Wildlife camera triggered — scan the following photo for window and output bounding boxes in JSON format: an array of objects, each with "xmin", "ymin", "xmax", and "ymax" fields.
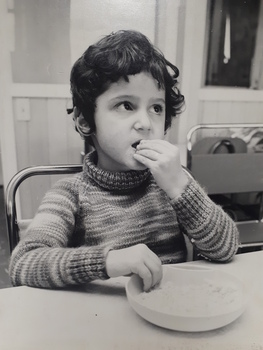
[{"xmin": 205, "ymin": 0, "xmax": 263, "ymax": 89}]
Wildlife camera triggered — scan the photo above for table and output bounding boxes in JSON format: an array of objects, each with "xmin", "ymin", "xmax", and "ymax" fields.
[{"xmin": 0, "ymin": 251, "xmax": 263, "ymax": 350}]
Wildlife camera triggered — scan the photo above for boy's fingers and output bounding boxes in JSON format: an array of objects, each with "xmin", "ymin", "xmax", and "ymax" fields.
[
  {"xmin": 132, "ymin": 264, "xmax": 153, "ymax": 291},
  {"xmin": 144, "ymin": 258, "xmax": 163, "ymax": 288},
  {"xmin": 137, "ymin": 143, "xmax": 164, "ymax": 154},
  {"xmin": 135, "ymin": 149, "xmax": 159, "ymax": 161},
  {"xmin": 138, "ymin": 140, "xmax": 172, "ymax": 152},
  {"xmin": 133, "ymin": 153, "xmax": 153, "ymax": 168},
  {"xmin": 134, "ymin": 152, "xmax": 171, "ymax": 172},
  {"xmin": 140, "ymin": 139, "xmax": 169, "ymax": 147},
  {"xmin": 131, "ymin": 258, "xmax": 162, "ymax": 291}
]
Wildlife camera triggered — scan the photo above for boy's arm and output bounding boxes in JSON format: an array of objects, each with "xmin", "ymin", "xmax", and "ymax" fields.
[
  {"xmin": 9, "ymin": 176, "xmax": 109, "ymax": 288},
  {"xmin": 170, "ymin": 176, "xmax": 239, "ymax": 262},
  {"xmin": 134, "ymin": 140, "xmax": 239, "ymax": 262}
]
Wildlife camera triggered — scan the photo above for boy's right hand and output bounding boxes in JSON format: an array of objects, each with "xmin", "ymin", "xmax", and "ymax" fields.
[{"xmin": 105, "ymin": 244, "xmax": 162, "ymax": 291}]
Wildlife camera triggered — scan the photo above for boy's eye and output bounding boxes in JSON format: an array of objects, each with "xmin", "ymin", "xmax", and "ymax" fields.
[
  {"xmin": 152, "ymin": 104, "xmax": 164, "ymax": 114},
  {"xmin": 116, "ymin": 101, "xmax": 133, "ymax": 111}
]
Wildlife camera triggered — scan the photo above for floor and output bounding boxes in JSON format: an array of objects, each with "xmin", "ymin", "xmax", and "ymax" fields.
[{"xmin": 0, "ymin": 186, "xmax": 12, "ymax": 288}]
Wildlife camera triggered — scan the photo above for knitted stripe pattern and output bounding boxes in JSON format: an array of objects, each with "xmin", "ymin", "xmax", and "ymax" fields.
[{"xmin": 9, "ymin": 151, "xmax": 239, "ymax": 288}]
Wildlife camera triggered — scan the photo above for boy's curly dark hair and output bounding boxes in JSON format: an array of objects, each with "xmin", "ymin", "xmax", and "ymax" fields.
[{"xmin": 69, "ymin": 30, "xmax": 184, "ymax": 133}]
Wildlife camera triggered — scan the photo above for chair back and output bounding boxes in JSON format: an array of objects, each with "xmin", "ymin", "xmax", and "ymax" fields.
[
  {"xmin": 5, "ymin": 164, "xmax": 82, "ymax": 253},
  {"xmin": 186, "ymin": 123, "xmax": 263, "ymax": 251}
]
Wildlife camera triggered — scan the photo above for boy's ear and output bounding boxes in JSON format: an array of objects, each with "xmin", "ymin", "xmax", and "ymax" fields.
[{"xmin": 74, "ymin": 108, "xmax": 92, "ymax": 136}]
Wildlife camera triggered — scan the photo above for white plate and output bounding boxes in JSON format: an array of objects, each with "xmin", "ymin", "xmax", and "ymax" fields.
[{"xmin": 125, "ymin": 264, "xmax": 247, "ymax": 332}]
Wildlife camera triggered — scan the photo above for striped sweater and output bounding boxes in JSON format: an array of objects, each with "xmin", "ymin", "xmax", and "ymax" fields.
[{"xmin": 9, "ymin": 151, "xmax": 239, "ymax": 288}]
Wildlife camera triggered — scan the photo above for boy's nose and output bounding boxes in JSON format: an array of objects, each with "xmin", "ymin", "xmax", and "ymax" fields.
[{"xmin": 134, "ymin": 112, "xmax": 151, "ymax": 131}]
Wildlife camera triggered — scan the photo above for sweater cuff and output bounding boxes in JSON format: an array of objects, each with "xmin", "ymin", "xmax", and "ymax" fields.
[
  {"xmin": 67, "ymin": 246, "xmax": 111, "ymax": 284},
  {"xmin": 170, "ymin": 178, "xmax": 214, "ymax": 231}
]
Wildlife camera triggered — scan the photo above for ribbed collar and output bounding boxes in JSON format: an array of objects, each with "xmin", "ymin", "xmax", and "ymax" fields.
[{"xmin": 83, "ymin": 151, "xmax": 150, "ymax": 191}]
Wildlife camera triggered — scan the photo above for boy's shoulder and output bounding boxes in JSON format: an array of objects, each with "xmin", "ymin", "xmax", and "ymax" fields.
[{"xmin": 51, "ymin": 171, "xmax": 85, "ymax": 192}]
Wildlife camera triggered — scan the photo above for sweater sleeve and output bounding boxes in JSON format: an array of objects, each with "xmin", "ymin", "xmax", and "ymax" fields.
[
  {"xmin": 170, "ymin": 177, "xmax": 240, "ymax": 262},
  {"xmin": 9, "ymin": 176, "xmax": 110, "ymax": 288}
]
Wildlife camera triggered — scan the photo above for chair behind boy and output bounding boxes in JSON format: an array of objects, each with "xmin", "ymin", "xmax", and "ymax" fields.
[
  {"xmin": 187, "ymin": 123, "xmax": 263, "ymax": 252},
  {"xmin": 5, "ymin": 164, "xmax": 83, "ymax": 253}
]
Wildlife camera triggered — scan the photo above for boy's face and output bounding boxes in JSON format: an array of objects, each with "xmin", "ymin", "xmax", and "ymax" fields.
[{"xmin": 92, "ymin": 72, "xmax": 166, "ymax": 171}]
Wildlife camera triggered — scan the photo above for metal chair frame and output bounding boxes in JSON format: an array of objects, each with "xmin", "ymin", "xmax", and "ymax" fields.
[
  {"xmin": 186, "ymin": 123, "xmax": 263, "ymax": 250},
  {"xmin": 187, "ymin": 123, "xmax": 263, "ymax": 169},
  {"xmin": 5, "ymin": 164, "xmax": 83, "ymax": 253}
]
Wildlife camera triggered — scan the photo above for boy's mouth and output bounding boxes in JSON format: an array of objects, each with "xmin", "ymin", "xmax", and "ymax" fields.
[{"xmin": 132, "ymin": 140, "xmax": 141, "ymax": 149}]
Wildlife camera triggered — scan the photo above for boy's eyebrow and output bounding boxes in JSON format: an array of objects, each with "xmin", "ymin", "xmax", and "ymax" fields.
[
  {"xmin": 150, "ymin": 97, "xmax": 166, "ymax": 104},
  {"xmin": 109, "ymin": 95, "xmax": 138, "ymax": 102},
  {"xmin": 109, "ymin": 95, "xmax": 165, "ymax": 104}
]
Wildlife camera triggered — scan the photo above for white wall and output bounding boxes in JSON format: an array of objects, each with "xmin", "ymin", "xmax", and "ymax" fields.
[
  {"xmin": 0, "ymin": 0, "xmax": 18, "ymax": 189},
  {"xmin": 70, "ymin": 0, "xmax": 156, "ymax": 65}
]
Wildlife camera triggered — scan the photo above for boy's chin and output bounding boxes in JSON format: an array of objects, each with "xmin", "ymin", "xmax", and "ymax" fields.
[{"xmin": 130, "ymin": 161, "xmax": 147, "ymax": 171}]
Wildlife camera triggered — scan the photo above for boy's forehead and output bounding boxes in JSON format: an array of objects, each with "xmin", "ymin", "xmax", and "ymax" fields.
[{"xmin": 104, "ymin": 72, "xmax": 165, "ymax": 96}]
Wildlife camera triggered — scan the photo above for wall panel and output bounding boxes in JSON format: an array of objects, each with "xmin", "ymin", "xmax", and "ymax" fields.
[
  {"xmin": 13, "ymin": 96, "xmax": 83, "ymax": 219},
  {"xmin": 200, "ymin": 101, "xmax": 263, "ymax": 124}
]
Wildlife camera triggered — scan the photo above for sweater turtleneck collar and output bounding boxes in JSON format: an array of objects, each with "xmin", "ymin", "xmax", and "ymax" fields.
[{"xmin": 83, "ymin": 151, "xmax": 150, "ymax": 191}]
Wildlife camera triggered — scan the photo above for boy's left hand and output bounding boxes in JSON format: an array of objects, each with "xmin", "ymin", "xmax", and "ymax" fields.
[{"xmin": 134, "ymin": 140, "xmax": 189, "ymax": 199}]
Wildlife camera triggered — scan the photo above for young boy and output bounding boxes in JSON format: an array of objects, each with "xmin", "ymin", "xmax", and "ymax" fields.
[{"xmin": 9, "ymin": 30, "xmax": 239, "ymax": 291}]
